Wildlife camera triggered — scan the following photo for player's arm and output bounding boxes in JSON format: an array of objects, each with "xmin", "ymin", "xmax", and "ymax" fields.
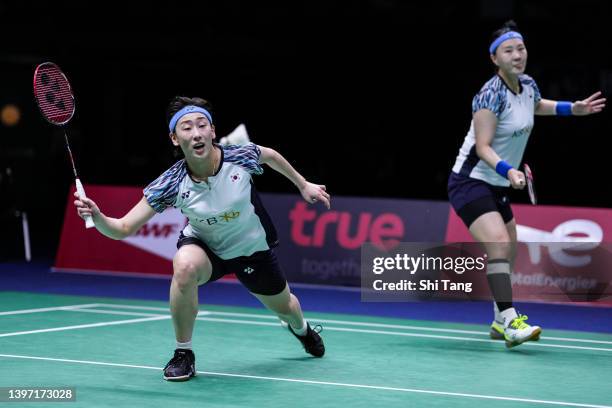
[
  {"xmin": 533, "ymin": 98, "xmax": 557, "ymax": 116},
  {"xmin": 73, "ymin": 194, "xmax": 157, "ymax": 240},
  {"xmin": 535, "ymin": 92, "xmax": 606, "ymax": 116},
  {"xmin": 258, "ymin": 145, "xmax": 330, "ymax": 209},
  {"xmin": 473, "ymin": 109, "xmax": 525, "ymax": 189}
]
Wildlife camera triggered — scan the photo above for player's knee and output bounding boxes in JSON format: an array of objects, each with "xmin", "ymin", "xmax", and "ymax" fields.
[
  {"xmin": 264, "ymin": 294, "xmax": 294, "ymax": 316},
  {"xmin": 281, "ymin": 294, "xmax": 303, "ymax": 317},
  {"xmin": 172, "ymin": 258, "xmax": 199, "ymax": 288},
  {"xmin": 288, "ymin": 293, "xmax": 302, "ymax": 313},
  {"xmin": 488, "ymin": 229, "xmax": 510, "ymax": 242},
  {"xmin": 275, "ymin": 300, "xmax": 294, "ymax": 316},
  {"xmin": 488, "ymin": 238, "xmax": 512, "ymax": 258}
]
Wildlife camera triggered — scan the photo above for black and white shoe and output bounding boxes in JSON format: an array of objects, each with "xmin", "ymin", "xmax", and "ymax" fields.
[
  {"xmin": 163, "ymin": 349, "xmax": 196, "ymax": 381},
  {"xmin": 288, "ymin": 323, "xmax": 325, "ymax": 357}
]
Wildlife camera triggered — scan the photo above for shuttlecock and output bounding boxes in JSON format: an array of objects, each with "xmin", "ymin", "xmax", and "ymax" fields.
[{"xmin": 220, "ymin": 123, "xmax": 250, "ymax": 145}]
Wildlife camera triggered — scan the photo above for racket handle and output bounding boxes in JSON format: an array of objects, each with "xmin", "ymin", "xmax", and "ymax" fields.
[{"xmin": 75, "ymin": 178, "xmax": 95, "ymax": 229}]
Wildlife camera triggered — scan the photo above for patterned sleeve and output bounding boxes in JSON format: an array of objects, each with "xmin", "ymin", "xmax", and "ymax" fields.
[
  {"xmin": 223, "ymin": 143, "xmax": 264, "ymax": 175},
  {"xmin": 472, "ymin": 82, "xmax": 507, "ymax": 117},
  {"xmin": 520, "ymin": 74, "xmax": 542, "ymax": 104},
  {"xmin": 143, "ymin": 160, "xmax": 186, "ymax": 213}
]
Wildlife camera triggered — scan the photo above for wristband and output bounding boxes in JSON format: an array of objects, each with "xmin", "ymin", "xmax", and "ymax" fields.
[
  {"xmin": 495, "ymin": 160, "xmax": 513, "ymax": 179},
  {"xmin": 556, "ymin": 101, "xmax": 573, "ymax": 116}
]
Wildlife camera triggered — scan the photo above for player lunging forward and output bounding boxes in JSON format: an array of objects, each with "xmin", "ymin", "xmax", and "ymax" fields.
[{"xmin": 75, "ymin": 97, "xmax": 330, "ymax": 380}]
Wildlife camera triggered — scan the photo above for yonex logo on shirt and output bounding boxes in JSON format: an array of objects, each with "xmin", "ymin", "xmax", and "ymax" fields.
[{"xmin": 244, "ymin": 267, "xmax": 254, "ymax": 274}]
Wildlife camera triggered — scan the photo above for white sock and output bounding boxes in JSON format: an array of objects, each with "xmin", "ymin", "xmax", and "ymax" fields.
[
  {"xmin": 493, "ymin": 302, "xmax": 503, "ymax": 323},
  {"xmin": 290, "ymin": 319, "xmax": 308, "ymax": 336},
  {"xmin": 176, "ymin": 340, "xmax": 192, "ymax": 350},
  {"xmin": 500, "ymin": 308, "xmax": 518, "ymax": 327}
]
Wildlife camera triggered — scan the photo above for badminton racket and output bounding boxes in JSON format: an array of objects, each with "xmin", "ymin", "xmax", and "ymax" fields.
[
  {"xmin": 524, "ymin": 163, "xmax": 537, "ymax": 205},
  {"xmin": 33, "ymin": 62, "xmax": 94, "ymax": 228}
]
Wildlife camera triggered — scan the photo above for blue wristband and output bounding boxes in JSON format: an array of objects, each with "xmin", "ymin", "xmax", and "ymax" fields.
[
  {"xmin": 495, "ymin": 160, "xmax": 513, "ymax": 179},
  {"xmin": 556, "ymin": 101, "xmax": 573, "ymax": 116}
]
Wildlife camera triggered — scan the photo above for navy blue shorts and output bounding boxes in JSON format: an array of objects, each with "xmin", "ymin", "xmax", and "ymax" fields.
[
  {"xmin": 176, "ymin": 233, "xmax": 287, "ymax": 296},
  {"xmin": 447, "ymin": 172, "xmax": 514, "ymax": 228}
]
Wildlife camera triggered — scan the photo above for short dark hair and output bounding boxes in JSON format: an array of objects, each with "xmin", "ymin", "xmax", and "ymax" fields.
[
  {"xmin": 491, "ymin": 20, "xmax": 520, "ymax": 45},
  {"xmin": 166, "ymin": 96, "xmax": 213, "ymax": 129},
  {"xmin": 166, "ymin": 96, "xmax": 214, "ymax": 158}
]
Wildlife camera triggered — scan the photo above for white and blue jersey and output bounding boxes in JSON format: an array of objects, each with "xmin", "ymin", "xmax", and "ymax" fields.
[
  {"xmin": 143, "ymin": 143, "xmax": 278, "ymax": 260},
  {"xmin": 451, "ymin": 74, "xmax": 541, "ymax": 186}
]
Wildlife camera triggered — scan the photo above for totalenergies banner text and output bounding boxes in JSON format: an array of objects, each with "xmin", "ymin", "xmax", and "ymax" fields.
[{"xmin": 445, "ymin": 205, "xmax": 612, "ymax": 303}]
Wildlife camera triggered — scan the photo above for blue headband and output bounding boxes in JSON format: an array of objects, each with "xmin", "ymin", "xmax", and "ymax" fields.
[
  {"xmin": 489, "ymin": 31, "xmax": 523, "ymax": 54},
  {"xmin": 169, "ymin": 105, "xmax": 213, "ymax": 132}
]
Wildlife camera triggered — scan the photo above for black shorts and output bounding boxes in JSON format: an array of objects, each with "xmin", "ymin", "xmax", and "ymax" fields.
[
  {"xmin": 448, "ymin": 172, "xmax": 514, "ymax": 228},
  {"xmin": 176, "ymin": 233, "xmax": 287, "ymax": 296}
]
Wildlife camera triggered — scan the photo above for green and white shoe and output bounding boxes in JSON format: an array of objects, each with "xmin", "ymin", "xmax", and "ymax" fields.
[
  {"xmin": 489, "ymin": 320, "xmax": 505, "ymax": 340},
  {"xmin": 504, "ymin": 315, "xmax": 542, "ymax": 348}
]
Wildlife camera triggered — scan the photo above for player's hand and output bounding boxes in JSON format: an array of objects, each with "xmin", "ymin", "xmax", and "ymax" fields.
[
  {"xmin": 300, "ymin": 182, "xmax": 331, "ymax": 209},
  {"xmin": 74, "ymin": 192, "xmax": 101, "ymax": 220},
  {"xmin": 572, "ymin": 91, "xmax": 606, "ymax": 115},
  {"xmin": 508, "ymin": 169, "xmax": 526, "ymax": 190}
]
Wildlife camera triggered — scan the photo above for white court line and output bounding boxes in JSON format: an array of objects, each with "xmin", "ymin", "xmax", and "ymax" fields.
[
  {"xmin": 88, "ymin": 304, "xmax": 171, "ymax": 312},
  {"xmin": 198, "ymin": 317, "xmax": 283, "ymax": 327},
  {"xmin": 3, "ymin": 302, "xmax": 610, "ymax": 350},
  {"xmin": 324, "ymin": 326, "xmax": 612, "ymax": 352},
  {"xmin": 194, "ymin": 317, "xmax": 612, "ymax": 352},
  {"xmin": 67, "ymin": 308, "xmax": 167, "ymax": 318},
  {"xmin": 0, "ymin": 315, "xmax": 170, "ymax": 337},
  {"xmin": 69, "ymin": 310, "xmax": 612, "ymax": 352},
  {"xmin": 0, "ymin": 353, "xmax": 610, "ymax": 408},
  {"xmin": 7, "ymin": 306, "xmax": 610, "ymax": 352},
  {"xmin": 205, "ymin": 311, "xmax": 612, "ymax": 345},
  {"xmin": 92, "ymin": 302, "xmax": 612, "ymax": 345},
  {"xmin": 0, "ymin": 303, "xmax": 102, "ymax": 316}
]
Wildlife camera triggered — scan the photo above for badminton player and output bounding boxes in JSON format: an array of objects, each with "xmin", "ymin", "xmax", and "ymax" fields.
[
  {"xmin": 448, "ymin": 21, "xmax": 605, "ymax": 347},
  {"xmin": 74, "ymin": 96, "xmax": 330, "ymax": 380}
]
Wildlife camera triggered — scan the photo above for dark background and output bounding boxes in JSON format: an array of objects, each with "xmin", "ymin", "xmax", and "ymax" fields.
[{"xmin": 1, "ymin": 0, "xmax": 611, "ymax": 258}]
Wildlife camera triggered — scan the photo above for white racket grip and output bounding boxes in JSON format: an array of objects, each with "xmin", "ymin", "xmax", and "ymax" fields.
[{"xmin": 75, "ymin": 178, "xmax": 95, "ymax": 229}]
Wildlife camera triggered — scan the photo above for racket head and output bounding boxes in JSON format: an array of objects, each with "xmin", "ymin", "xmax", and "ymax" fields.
[
  {"xmin": 524, "ymin": 163, "xmax": 537, "ymax": 205},
  {"xmin": 33, "ymin": 62, "xmax": 75, "ymax": 126}
]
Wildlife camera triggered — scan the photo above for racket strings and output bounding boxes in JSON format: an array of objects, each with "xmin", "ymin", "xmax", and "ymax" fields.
[
  {"xmin": 34, "ymin": 65, "xmax": 75, "ymax": 125},
  {"xmin": 33, "ymin": 63, "xmax": 80, "ymax": 178}
]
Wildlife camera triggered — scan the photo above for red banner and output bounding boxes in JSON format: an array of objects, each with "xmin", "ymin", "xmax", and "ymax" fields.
[
  {"xmin": 55, "ymin": 185, "xmax": 612, "ymax": 304},
  {"xmin": 55, "ymin": 185, "xmax": 178, "ymax": 276},
  {"xmin": 445, "ymin": 205, "xmax": 612, "ymax": 304}
]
